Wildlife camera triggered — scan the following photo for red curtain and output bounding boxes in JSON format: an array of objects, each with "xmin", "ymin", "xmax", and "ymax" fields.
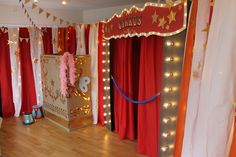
[
  {"xmin": 66, "ymin": 26, "xmax": 76, "ymax": 55},
  {"xmin": 19, "ymin": 28, "xmax": 37, "ymax": 114},
  {"xmin": 111, "ymin": 37, "xmax": 139, "ymax": 140},
  {"xmin": 0, "ymin": 29, "xmax": 15, "ymax": 117},
  {"xmin": 58, "ymin": 28, "xmax": 66, "ymax": 54},
  {"xmin": 97, "ymin": 23, "xmax": 105, "ymax": 125},
  {"xmin": 137, "ymin": 36, "xmax": 163, "ymax": 157},
  {"xmin": 42, "ymin": 27, "xmax": 53, "ymax": 55},
  {"xmin": 85, "ymin": 24, "xmax": 90, "ymax": 55}
]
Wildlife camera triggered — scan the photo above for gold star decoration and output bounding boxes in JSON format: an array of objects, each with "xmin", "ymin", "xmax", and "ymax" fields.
[
  {"xmin": 202, "ymin": 23, "xmax": 210, "ymax": 33},
  {"xmin": 158, "ymin": 17, "xmax": 167, "ymax": 29},
  {"xmin": 178, "ymin": 5, "xmax": 182, "ymax": 10},
  {"xmin": 32, "ymin": 57, "xmax": 38, "ymax": 64},
  {"xmin": 152, "ymin": 11, "xmax": 158, "ymax": 24},
  {"xmin": 167, "ymin": 10, "xmax": 176, "ymax": 24},
  {"xmin": 192, "ymin": 70, "xmax": 199, "ymax": 78},
  {"xmin": 165, "ymin": 0, "xmax": 174, "ymax": 9}
]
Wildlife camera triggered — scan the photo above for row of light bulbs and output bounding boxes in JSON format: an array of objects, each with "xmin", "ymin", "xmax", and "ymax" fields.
[
  {"xmin": 102, "ymin": 41, "xmax": 112, "ymax": 125},
  {"xmin": 161, "ymin": 39, "xmax": 180, "ymax": 153}
]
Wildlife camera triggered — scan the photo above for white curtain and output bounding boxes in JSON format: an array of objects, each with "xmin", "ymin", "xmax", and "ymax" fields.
[
  {"xmin": 184, "ymin": 0, "xmax": 236, "ymax": 156},
  {"xmin": 181, "ymin": 0, "xmax": 211, "ymax": 156},
  {"xmin": 89, "ymin": 24, "xmax": 99, "ymax": 124},
  {"xmin": 52, "ymin": 27, "xmax": 58, "ymax": 54},
  {"xmin": 30, "ymin": 28, "xmax": 43, "ymax": 105},
  {"xmin": 8, "ymin": 28, "xmax": 22, "ymax": 117},
  {"xmin": 76, "ymin": 24, "xmax": 86, "ymax": 55}
]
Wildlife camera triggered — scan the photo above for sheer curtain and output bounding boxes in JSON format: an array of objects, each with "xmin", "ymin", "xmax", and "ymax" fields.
[
  {"xmin": 30, "ymin": 28, "xmax": 43, "ymax": 105},
  {"xmin": 89, "ymin": 24, "xmax": 99, "ymax": 124},
  {"xmin": 76, "ymin": 24, "xmax": 86, "ymax": 55},
  {"xmin": 9, "ymin": 28, "xmax": 22, "ymax": 117}
]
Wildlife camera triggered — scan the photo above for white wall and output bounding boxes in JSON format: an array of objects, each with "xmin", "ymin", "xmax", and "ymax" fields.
[
  {"xmin": 0, "ymin": 4, "xmax": 82, "ymax": 27},
  {"xmin": 82, "ymin": 3, "xmax": 147, "ymax": 24}
]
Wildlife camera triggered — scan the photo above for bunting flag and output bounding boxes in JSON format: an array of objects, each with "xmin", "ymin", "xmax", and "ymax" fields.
[
  {"xmin": 53, "ymin": 16, "xmax": 57, "ymax": 22},
  {"xmin": 39, "ymin": 8, "xmax": 43, "ymax": 14},
  {"xmin": 24, "ymin": 0, "xmax": 30, "ymax": 4},
  {"xmin": 32, "ymin": 2, "xmax": 37, "ymax": 9},
  {"xmin": 60, "ymin": 19, "xmax": 64, "ymax": 24},
  {"xmin": 46, "ymin": 12, "xmax": 50, "ymax": 18},
  {"xmin": 19, "ymin": 37, "xmax": 30, "ymax": 43}
]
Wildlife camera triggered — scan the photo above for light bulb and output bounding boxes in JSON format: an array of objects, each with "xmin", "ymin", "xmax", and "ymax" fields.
[
  {"xmin": 62, "ymin": 0, "xmax": 67, "ymax": 5},
  {"xmin": 165, "ymin": 56, "xmax": 174, "ymax": 62},
  {"xmin": 103, "ymin": 105, "xmax": 107, "ymax": 108},
  {"xmin": 166, "ymin": 40, "xmax": 174, "ymax": 47}
]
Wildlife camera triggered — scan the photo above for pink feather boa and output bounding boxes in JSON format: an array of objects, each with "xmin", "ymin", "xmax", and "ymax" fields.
[{"xmin": 60, "ymin": 52, "xmax": 76, "ymax": 96}]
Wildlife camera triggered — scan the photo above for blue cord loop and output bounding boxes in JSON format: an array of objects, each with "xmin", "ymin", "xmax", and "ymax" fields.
[{"xmin": 110, "ymin": 75, "xmax": 161, "ymax": 104}]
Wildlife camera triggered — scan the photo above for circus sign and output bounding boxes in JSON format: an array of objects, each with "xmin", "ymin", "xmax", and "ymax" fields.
[{"xmin": 103, "ymin": 0, "xmax": 187, "ymax": 39}]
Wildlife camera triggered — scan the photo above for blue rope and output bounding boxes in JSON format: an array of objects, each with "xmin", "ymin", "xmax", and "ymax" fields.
[{"xmin": 110, "ymin": 75, "xmax": 161, "ymax": 104}]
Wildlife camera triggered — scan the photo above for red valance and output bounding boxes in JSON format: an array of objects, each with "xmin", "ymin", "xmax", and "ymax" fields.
[{"xmin": 103, "ymin": 1, "xmax": 187, "ymax": 39}]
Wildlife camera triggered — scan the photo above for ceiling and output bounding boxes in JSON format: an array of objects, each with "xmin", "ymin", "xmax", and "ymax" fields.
[{"xmin": 0, "ymin": 0, "xmax": 157, "ymax": 10}]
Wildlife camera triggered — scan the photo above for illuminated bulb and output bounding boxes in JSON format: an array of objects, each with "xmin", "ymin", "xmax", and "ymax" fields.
[
  {"xmin": 164, "ymin": 72, "xmax": 174, "ymax": 78},
  {"xmin": 62, "ymin": 0, "xmax": 67, "ymax": 5},
  {"xmin": 163, "ymin": 118, "xmax": 170, "ymax": 123},
  {"xmin": 107, "ymin": 104, "xmax": 111, "ymax": 107},
  {"xmin": 169, "ymin": 144, "xmax": 174, "ymax": 149},
  {"xmin": 162, "ymin": 132, "xmax": 169, "ymax": 138},
  {"xmin": 107, "ymin": 52, "xmax": 110, "ymax": 55},
  {"xmin": 107, "ymin": 43, "xmax": 110, "ymax": 46},
  {"xmin": 104, "ymin": 121, "xmax": 108, "ymax": 124},
  {"xmin": 164, "ymin": 87, "xmax": 173, "ymax": 93},
  {"xmin": 109, "ymin": 120, "xmax": 111, "ymax": 123},
  {"xmin": 170, "ymin": 131, "xmax": 176, "ymax": 136},
  {"xmin": 107, "ymin": 69, "xmax": 110, "ymax": 72},
  {"xmin": 166, "ymin": 40, "xmax": 174, "ymax": 47},
  {"xmin": 34, "ymin": 0, "xmax": 38, "ymax": 2},
  {"xmin": 104, "ymin": 113, "xmax": 107, "ymax": 116},
  {"xmin": 108, "ymin": 112, "xmax": 111, "ymax": 115},
  {"xmin": 103, "ymin": 105, "xmax": 107, "ymax": 108},
  {"xmin": 107, "ymin": 78, "xmax": 110, "ymax": 81},
  {"xmin": 103, "ymin": 96, "xmax": 106, "ymax": 100},
  {"xmin": 102, "ymin": 60, "xmax": 106, "ymax": 63},
  {"xmin": 103, "ymin": 78, "xmax": 106, "ymax": 82},
  {"xmin": 165, "ymin": 56, "xmax": 174, "ymax": 62},
  {"xmin": 163, "ymin": 102, "xmax": 171, "ymax": 108},
  {"xmin": 161, "ymin": 146, "xmax": 168, "ymax": 152},
  {"xmin": 102, "ymin": 51, "xmax": 106, "ymax": 55},
  {"xmin": 108, "ymin": 96, "xmax": 111, "ymax": 99},
  {"xmin": 174, "ymin": 42, "xmax": 180, "ymax": 47},
  {"xmin": 107, "ymin": 60, "xmax": 110, "ymax": 63},
  {"xmin": 102, "ymin": 69, "xmax": 106, "ymax": 72},
  {"xmin": 102, "ymin": 43, "xmax": 106, "ymax": 46}
]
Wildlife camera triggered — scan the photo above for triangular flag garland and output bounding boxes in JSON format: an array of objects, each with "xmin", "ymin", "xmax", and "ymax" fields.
[
  {"xmin": 20, "ymin": 0, "xmax": 75, "ymax": 26},
  {"xmin": 18, "ymin": 0, "xmax": 41, "ymax": 31}
]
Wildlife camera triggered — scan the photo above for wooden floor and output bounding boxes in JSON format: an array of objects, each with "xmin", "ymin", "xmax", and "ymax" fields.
[{"xmin": 0, "ymin": 118, "xmax": 146, "ymax": 157}]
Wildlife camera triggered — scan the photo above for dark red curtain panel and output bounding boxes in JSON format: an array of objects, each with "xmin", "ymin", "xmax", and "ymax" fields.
[
  {"xmin": 0, "ymin": 29, "xmax": 15, "ymax": 117},
  {"xmin": 58, "ymin": 28, "xmax": 66, "ymax": 54},
  {"xmin": 42, "ymin": 27, "xmax": 53, "ymax": 54},
  {"xmin": 19, "ymin": 28, "xmax": 37, "ymax": 114},
  {"xmin": 111, "ymin": 38, "xmax": 138, "ymax": 140},
  {"xmin": 66, "ymin": 26, "xmax": 76, "ymax": 55},
  {"xmin": 137, "ymin": 36, "xmax": 163, "ymax": 157},
  {"xmin": 85, "ymin": 24, "xmax": 90, "ymax": 55},
  {"xmin": 97, "ymin": 23, "xmax": 105, "ymax": 125}
]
